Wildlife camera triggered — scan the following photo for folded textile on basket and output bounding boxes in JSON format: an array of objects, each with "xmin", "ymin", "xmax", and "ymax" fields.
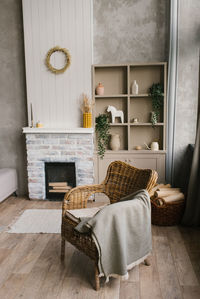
[
  {"xmin": 75, "ymin": 189, "xmax": 152, "ymax": 282},
  {"xmin": 150, "ymin": 183, "xmax": 185, "ymax": 206}
]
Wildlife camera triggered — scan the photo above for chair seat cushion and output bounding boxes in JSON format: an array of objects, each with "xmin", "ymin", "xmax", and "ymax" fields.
[{"xmin": 64, "ymin": 204, "xmax": 108, "ymax": 223}]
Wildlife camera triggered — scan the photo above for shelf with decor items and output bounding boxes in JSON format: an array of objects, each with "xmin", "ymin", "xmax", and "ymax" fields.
[{"xmin": 93, "ymin": 62, "xmax": 167, "ymax": 182}]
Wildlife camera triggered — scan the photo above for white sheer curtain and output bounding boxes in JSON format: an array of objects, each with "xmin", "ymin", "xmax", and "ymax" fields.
[{"xmin": 166, "ymin": 0, "xmax": 179, "ymax": 184}]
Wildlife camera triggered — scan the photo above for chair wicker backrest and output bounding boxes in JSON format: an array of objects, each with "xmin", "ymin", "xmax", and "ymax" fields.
[{"xmin": 103, "ymin": 161, "xmax": 158, "ymax": 204}]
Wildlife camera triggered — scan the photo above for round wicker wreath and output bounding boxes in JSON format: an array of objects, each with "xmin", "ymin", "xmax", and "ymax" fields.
[{"xmin": 45, "ymin": 46, "xmax": 71, "ymax": 74}]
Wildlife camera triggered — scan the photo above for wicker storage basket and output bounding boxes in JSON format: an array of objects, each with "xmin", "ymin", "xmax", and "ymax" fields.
[{"xmin": 151, "ymin": 198, "xmax": 185, "ymax": 226}]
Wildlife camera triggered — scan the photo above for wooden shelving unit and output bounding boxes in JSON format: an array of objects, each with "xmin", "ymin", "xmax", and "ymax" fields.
[{"xmin": 93, "ymin": 62, "xmax": 167, "ymax": 183}]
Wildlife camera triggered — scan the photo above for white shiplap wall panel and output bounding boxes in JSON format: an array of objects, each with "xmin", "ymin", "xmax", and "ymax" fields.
[
  {"xmin": 22, "ymin": 0, "xmax": 92, "ymax": 128},
  {"xmin": 22, "ymin": 0, "xmax": 33, "ymax": 126}
]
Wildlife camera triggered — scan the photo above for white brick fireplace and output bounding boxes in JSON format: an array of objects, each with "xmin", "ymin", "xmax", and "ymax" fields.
[{"xmin": 23, "ymin": 128, "xmax": 94, "ymax": 200}]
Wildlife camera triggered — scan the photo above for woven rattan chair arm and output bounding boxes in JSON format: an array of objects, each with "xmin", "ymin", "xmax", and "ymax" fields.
[{"xmin": 62, "ymin": 184, "xmax": 104, "ymax": 211}]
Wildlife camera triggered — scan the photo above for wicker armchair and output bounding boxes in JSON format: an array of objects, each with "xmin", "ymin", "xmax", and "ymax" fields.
[{"xmin": 61, "ymin": 160, "xmax": 158, "ymax": 290}]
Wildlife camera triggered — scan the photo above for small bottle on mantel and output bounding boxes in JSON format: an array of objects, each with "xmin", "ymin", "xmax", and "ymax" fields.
[{"xmin": 131, "ymin": 80, "xmax": 139, "ymax": 95}]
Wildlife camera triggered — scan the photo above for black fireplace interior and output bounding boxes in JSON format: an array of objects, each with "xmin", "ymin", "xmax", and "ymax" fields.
[{"xmin": 45, "ymin": 162, "xmax": 76, "ymax": 200}]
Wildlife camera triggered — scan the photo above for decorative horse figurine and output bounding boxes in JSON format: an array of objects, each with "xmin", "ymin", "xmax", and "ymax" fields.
[{"xmin": 107, "ymin": 105, "xmax": 124, "ymax": 123}]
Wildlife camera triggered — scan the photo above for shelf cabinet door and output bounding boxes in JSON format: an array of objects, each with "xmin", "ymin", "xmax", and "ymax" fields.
[
  {"xmin": 95, "ymin": 153, "xmax": 165, "ymax": 184},
  {"xmin": 125, "ymin": 154, "xmax": 165, "ymax": 183},
  {"xmin": 125, "ymin": 157, "xmax": 157, "ymax": 169}
]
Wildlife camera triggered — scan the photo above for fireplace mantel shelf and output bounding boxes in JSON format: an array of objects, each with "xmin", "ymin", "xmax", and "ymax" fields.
[{"xmin": 22, "ymin": 127, "xmax": 94, "ymax": 134}]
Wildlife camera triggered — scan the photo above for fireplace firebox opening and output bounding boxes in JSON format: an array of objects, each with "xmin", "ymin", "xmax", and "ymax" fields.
[{"xmin": 45, "ymin": 162, "xmax": 76, "ymax": 201}]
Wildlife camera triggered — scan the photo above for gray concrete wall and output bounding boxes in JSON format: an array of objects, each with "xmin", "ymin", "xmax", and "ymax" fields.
[
  {"xmin": 0, "ymin": 0, "xmax": 28, "ymax": 195},
  {"xmin": 173, "ymin": 0, "xmax": 200, "ymax": 189},
  {"xmin": 93, "ymin": 0, "xmax": 169, "ymax": 63}
]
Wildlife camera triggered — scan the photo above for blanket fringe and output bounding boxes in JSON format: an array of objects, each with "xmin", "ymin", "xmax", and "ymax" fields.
[{"xmin": 99, "ymin": 252, "xmax": 151, "ymax": 283}]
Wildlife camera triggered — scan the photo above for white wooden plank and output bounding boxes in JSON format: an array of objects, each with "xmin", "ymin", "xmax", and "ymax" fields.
[
  {"xmin": 84, "ymin": 0, "xmax": 92, "ymax": 96},
  {"xmin": 75, "ymin": 0, "xmax": 83, "ymax": 126},
  {"xmin": 37, "ymin": 0, "xmax": 45, "ymax": 126},
  {"xmin": 61, "ymin": 0, "xmax": 74, "ymax": 127},
  {"xmin": 22, "ymin": 0, "xmax": 34, "ymax": 127},
  {"xmin": 72, "ymin": 0, "xmax": 81, "ymax": 127},
  {"xmin": 50, "ymin": 0, "xmax": 57, "ymax": 127},
  {"xmin": 31, "ymin": 0, "xmax": 42, "ymax": 125},
  {"xmin": 54, "ymin": 0, "xmax": 63, "ymax": 127},
  {"xmin": 44, "ymin": 0, "xmax": 55, "ymax": 127},
  {"xmin": 59, "ymin": 0, "xmax": 65, "ymax": 126}
]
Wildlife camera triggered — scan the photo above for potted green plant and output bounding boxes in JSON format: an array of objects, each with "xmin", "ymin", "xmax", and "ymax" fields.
[
  {"xmin": 149, "ymin": 83, "xmax": 164, "ymax": 126},
  {"xmin": 95, "ymin": 114, "xmax": 110, "ymax": 159}
]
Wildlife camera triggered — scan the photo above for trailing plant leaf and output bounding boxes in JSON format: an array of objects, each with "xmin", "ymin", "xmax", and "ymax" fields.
[
  {"xmin": 95, "ymin": 114, "xmax": 110, "ymax": 159},
  {"xmin": 150, "ymin": 111, "xmax": 158, "ymax": 127},
  {"xmin": 149, "ymin": 83, "xmax": 164, "ymax": 126}
]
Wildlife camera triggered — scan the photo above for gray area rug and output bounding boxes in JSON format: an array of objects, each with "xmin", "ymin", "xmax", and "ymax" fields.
[{"xmin": 8, "ymin": 209, "xmax": 62, "ymax": 233}]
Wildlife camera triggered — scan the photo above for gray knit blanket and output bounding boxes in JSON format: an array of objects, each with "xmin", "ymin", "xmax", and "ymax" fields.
[{"xmin": 75, "ymin": 189, "xmax": 152, "ymax": 281}]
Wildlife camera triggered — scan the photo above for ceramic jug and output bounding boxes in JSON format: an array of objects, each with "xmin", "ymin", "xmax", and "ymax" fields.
[
  {"xmin": 150, "ymin": 141, "xmax": 159, "ymax": 151},
  {"xmin": 110, "ymin": 134, "xmax": 120, "ymax": 151},
  {"xmin": 96, "ymin": 83, "xmax": 104, "ymax": 95},
  {"xmin": 144, "ymin": 141, "xmax": 159, "ymax": 151}
]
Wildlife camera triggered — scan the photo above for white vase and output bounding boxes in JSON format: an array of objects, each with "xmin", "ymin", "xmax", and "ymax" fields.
[
  {"xmin": 131, "ymin": 80, "xmax": 138, "ymax": 95},
  {"xmin": 110, "ymin": 134, "xmax": 120, "ymax": 151}
]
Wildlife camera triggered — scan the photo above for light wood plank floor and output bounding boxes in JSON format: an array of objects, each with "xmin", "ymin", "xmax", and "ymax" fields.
[{"xmin": 0, "ymin": 196, "xmax": 200, "ymax": 299}]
